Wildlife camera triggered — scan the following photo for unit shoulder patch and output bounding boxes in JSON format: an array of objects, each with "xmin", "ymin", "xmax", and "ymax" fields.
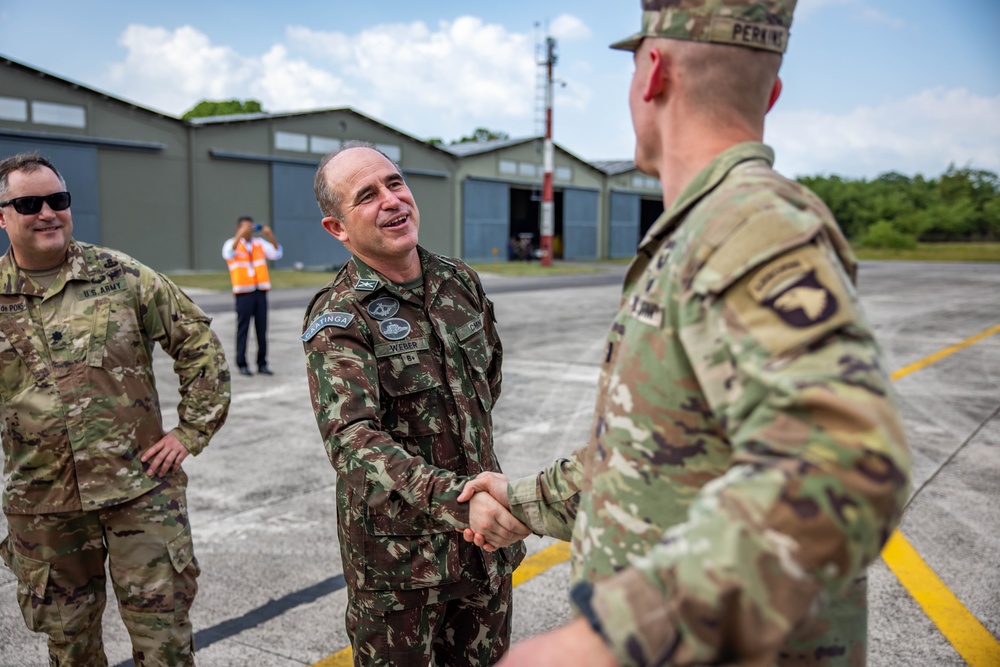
[
  {"xmin": 301, "ymin": 311, "xmax": 356, "ymax": 341},
  {"xmin": 725, "ymin": 243, "xmax": 857, "ymax": 356}
]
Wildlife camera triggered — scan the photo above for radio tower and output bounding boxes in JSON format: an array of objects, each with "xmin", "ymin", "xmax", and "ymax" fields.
[{"xmin": 539, "ymin": 33, "xmax": 557, "ymax": 267}]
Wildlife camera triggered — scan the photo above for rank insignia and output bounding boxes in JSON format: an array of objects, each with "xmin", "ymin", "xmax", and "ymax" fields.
[{"xmin": 355, "ymin": 278, "xmax": 379, "ymax": 291}]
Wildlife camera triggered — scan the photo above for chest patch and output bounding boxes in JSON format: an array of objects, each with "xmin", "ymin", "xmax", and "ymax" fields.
[
  {"xmin": 374, "ymin": 337, "xmax": 429, "ymax": 358},
  {"xmin": 78, "ymin": 279, "xmax": 126, "ymax": 300},
  {"xmin": 301, "ymin": 312, "xmax": 356, "ymax": 341},
  {"xmin": 454, "ymin": 314, "xmax": 485, "ymax": 341},
  {"xmin": 367, "ymin": 297, "xmax": 400, "ymax": 320},
  {"xmin": 379, "ymin": 318, "xmax": 411, "ymax": 341},
  {"xmin": 0, "ymin": 299, "xmax": 27, "ymax": 314},
  {"xmin": 627, "ymin": 295, "xmax": 663, "ymax": 328}
]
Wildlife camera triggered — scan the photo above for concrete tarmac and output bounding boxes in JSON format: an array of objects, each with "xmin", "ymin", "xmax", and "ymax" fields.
[{"xmin": 1, "ymin": 260, "xmax": 998, "ymax": 666}]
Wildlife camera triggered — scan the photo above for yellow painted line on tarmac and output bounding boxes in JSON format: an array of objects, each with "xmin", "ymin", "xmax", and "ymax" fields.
[
  {"xmin": 314, "ymin": 324, "xmax": 1000, "ymax": 667},
  {"xmin": 512, "ymin": 541, "xmax": 572, "ymax": 586},
  {"xmin": 890, "ymin": 322, "xmax": 1000, "ymax": 381},
  {"xmin": 882, "ymin": 322, "xmax": 1000, "ymax": 665},
  {"xmin": 882, "ymin": 532, "xmax": 1000, "ymax": 666},
  {"xmin": 311, "ymin": 542, "xmax": 572, "ymax": 666}
]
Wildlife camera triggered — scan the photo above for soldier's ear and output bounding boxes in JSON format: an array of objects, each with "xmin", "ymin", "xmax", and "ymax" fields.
[
  {"xmin": 642, "ymin": 44, "xmax": 669, "ymax": 103},
  {"xmin": 321, "ymin": 216, "xmax": 348, "ymax": 243},
  {"xmin": 766, "ymin": 75, "xmax": 782, "ymax": 113}
]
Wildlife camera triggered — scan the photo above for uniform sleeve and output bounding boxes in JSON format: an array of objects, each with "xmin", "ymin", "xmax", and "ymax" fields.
[
  {"xmin": 303, "ymin": 307, "xmax": 474, "ymax": 531},
  {"xmin": 138, "ymin": 266, "xmax": 231, "ymax": 455},
  {"xmin": 580, "ymin": 238, "xmax": 910, "ymax": 666},
  {"xmin": 508, "ymin": 449, "xmax": 586, "ymax": 541}
]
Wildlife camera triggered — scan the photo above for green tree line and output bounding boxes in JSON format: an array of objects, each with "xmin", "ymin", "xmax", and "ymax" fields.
[{"xmin": 797, "ymin": 165, "xmax": 1000, "ymax": 249}]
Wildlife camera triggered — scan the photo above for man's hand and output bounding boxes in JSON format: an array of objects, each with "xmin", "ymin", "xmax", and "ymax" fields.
[
  {"xmin": 468, "ymin": 491, "xmax": 530, "ymax": 551},
  {"xmin": 498, "ymin": 618, "xmax": 618, "ymax": 666},
  {"xmin": 140, "ymin": 432, "xmax": 191, "ymax": 477},
  {"xmin": 458, "ymin": 472, "xmax": 529, "ymax": 551},
  {"xmin": 457, "ymin": 471, "xmax": 511, "ymax": 505}
]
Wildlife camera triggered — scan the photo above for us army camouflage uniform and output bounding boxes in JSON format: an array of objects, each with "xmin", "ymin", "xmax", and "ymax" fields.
[
  {"xmin": 508, "ymin": 144, "xmax": 910, "ymax": 667},
  {"xmin": 0, "ymin": 240, "xmax": 231, "ymax": 666},
  {"xmin": 302, "ymin": 247, "xmax": 525, "ymax": 667}
]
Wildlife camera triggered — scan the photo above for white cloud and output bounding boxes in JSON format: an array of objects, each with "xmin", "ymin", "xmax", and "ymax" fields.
[
  {"xmin": 103, "ymin": 17, "xmax": 596, "ymax": 142},
  {"xmin": 106, "ymin": 24, "xmax": 345, "ymax": 115},
  {"xmin": 549, "ymin": 15, "xmax": 592, "ymax": 42},
  {"xmin": 287, "ymin": 17, "xmax": 536, "ymax": 125},
  {"xmin": 768, "ymin": 88, "xmax": 1000, "ymax": 178}
]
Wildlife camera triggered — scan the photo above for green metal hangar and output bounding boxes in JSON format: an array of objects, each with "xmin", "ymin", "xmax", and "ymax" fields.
[
  {"xmin": 0, "ymin": 56, "xmax": 456, "ymax": 272},
  {"xmin": 592, "ymin": 160, "xmax": 664, "ymax": 259},
  {"xmin": 1, "ymin": 54, "xmax": 667, "ymax": 270},
  {"xmin": 0, "ymin": 57, "xmax": 193, "ymax": 270},
  {"xmin": 186, "ymin": 110, "xmax": 455, "ymax": 271},
  {"xmin": 448, "ymin": 137, "xmax": 606, "ymax": 262}
]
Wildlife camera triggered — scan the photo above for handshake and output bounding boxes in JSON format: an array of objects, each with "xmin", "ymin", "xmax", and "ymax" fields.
[{"xmin": 457, "ymin": 472, "xmax": 531, "ymax": 551}]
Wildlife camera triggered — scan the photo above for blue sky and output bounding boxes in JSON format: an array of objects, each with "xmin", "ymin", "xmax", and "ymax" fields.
[{"xmin": 1, "ymin": 0, "xmax": 997, "ymax": 179}]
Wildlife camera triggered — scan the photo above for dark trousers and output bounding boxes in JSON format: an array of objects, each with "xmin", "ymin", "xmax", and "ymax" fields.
[{"xmin": 234, "ymin": 289, "xmax": 268, "ymax": 370}]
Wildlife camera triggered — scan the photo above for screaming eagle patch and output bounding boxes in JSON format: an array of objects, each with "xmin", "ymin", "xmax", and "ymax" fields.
[
  {"xmin": 762, "ymin": 270, "xmax": 838, "ymax": 327},
  {"xmin": 726, "ymin": 243, "xmax": 857, "ymax": 356}
]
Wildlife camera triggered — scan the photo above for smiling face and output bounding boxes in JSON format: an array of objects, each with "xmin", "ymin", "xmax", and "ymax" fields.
[
  {"xmin": 0, "ymin": 166, "xmax": 74, "ymax": 270},
  {"xmin": 320, "ymin": 147, "xmax": 420, "ymax": 277}
]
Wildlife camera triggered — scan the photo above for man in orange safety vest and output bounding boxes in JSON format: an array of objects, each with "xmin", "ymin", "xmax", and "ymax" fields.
[{"xmin": 222, "ymin": 216, "xmax": 283, "ymax": 376}]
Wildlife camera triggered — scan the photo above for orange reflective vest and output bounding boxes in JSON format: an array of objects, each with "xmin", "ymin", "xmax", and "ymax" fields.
[{"xmin": 226, "ymin": 239, "xmax": 272, "ymax": 293}]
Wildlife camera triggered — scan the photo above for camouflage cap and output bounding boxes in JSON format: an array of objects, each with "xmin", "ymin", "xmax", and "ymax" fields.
[{"xmin": 610, "ymin": 0, "xmax": 797, "ymax": 54}]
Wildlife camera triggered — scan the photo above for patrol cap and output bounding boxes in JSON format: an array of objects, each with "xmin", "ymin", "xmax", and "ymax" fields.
[{"xmin": 610, "ymin": 0, "xmax": 797, "ymax": 54}]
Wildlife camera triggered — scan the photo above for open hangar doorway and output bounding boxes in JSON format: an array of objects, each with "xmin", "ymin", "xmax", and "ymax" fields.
[
  {"xmin": 509, "ymin": 186, "xmax": 563, "ymax": 260},
  {"xmin": 639, "ymin": 197, "xmax": 664, "ymax": 240}
]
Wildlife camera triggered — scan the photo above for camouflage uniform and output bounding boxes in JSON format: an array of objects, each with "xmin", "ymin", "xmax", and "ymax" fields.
[
  {"xmin": 508, "ymin": 144, "xmax": 911, "ymax": 666},
  {"xmin": 0, "ymin": 240, "xmax": 230, "ymax": 666},
  {"xmin": 302, "ymin": 247, "xmax": 525, "ymax": 667}
]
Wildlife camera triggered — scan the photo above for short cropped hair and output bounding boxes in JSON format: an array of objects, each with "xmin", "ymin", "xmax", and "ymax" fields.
[
  {"xmin": 0, "ymin": 153, "xmax": 66, "ymax": 201},
  {"xmin": 313, "ymin": 141, "xmax": 401, "ymax": 219}
]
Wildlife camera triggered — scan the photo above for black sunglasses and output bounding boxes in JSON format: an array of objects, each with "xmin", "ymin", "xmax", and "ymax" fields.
[{"xmin": 0, "ymin": 191, "xmax": 72, "ymax": 215}]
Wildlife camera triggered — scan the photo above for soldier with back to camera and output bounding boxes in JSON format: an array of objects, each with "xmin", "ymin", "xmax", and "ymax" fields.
[{"xmin": 460, "ymin": 2, "xmax": 912, "ymax": 665}]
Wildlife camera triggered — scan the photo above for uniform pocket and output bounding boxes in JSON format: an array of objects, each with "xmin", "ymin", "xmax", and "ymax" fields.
[
  {"xmin": 378, "ymin": 351, "xmax": 445, "ymax": 438},
  {"xmin": 1, "ymin": 537, "xmax": 64, "ymax": 638},
  {"xmin": 457, "ymin": 323, "xmax": 495, "ymax": 412},
  {"xmin": 89, "ymin": 296, "xmax": 149, "ymax": 376},
  {"xmin": 362, "ymin": 530, "xmax": 460, "ymax": 591},
  {"xmin": 166, "ymin": 523, "xmax": 197, "ymax": 575},
  {"xmin": 0, "ymin": 318, "xmax": 50, "ymax": 401}
]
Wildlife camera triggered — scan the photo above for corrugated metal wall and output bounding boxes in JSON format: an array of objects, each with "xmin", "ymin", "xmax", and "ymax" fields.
[
  {"xmin": 609, "ymin": 192, "xmax": 640, "ymax": 259},
  {"xmin": 462, "ymin": 179, "xmax": 509, "ymax": 262}
]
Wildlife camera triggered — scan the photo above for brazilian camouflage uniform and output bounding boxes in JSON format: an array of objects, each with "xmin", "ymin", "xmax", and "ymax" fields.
[
  {"xmin": 302, "ymin": 247, "xmax": 525, "ymax": 666},
  {"xmin": 0, "ymin": 240, "xmax": 230, "ymax": 666},
  {"xmin": 508, "ymin": 143, "xmax": 911, "ymax": 666}
]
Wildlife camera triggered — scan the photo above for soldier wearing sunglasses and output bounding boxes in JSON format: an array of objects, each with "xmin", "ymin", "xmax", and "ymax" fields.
[{"xmin": 0, "ymin": 152, "xmax": 231, "ymax": 667}]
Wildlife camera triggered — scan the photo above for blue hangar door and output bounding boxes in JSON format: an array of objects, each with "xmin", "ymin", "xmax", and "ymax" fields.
[
  {"xmin": 271, "ymin": 163, "xmax": 350, "ymax": 270},
  {"xmin": 463, "ymin": 179, "xmax": 509, "ymax": 263},
  {"xmin": 0, "ymin": 139, "xmax": 100, "ymax": 245},
  {"xmin": 609, "ymin": 192, "xmax": 640, "ymax": 259},
  {"xmin": 562, "ymin": 188, "xmax": 598, "ymax": 260}
]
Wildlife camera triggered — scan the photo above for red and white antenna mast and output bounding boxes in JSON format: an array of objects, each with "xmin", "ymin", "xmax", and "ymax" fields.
[{"xmin": 539, "ymin": 34, "xmax": 557, "ymax": 267}]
